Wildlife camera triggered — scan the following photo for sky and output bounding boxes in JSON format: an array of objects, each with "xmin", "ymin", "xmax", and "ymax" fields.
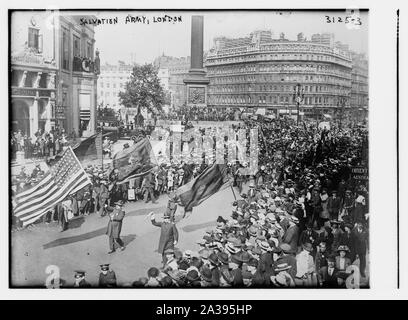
[{"xmin": 87, "ymin": 10, "xmax": 369, "ymax": 65}]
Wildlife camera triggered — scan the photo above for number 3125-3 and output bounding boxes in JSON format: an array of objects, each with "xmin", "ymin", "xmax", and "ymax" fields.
[{"xmin": 325, "ymin": 16, "xmax": 362, "ymax": 25}]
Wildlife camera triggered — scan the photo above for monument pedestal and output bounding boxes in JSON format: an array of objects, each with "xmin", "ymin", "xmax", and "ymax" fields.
[{"xmin": 184, "ymin": 71, "xmax": 210, "ymax": 107}]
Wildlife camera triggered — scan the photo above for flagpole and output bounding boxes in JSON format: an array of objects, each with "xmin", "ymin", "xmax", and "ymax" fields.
[
  {"xmin": 230, "ymin": 184, "xmax": 237, "ymax": 200},
  {"xmin": 101, "ymin": 131, "xmax": 104, "ymax": 171}
]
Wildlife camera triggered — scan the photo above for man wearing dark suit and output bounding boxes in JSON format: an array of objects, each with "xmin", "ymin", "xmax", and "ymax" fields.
[
  {"xmin": 321, "ymin": 257, "xmax": 339, "ymax": 288},
  {"xmin": 229, "ymin": 254, "xmax": 244, "ymax": 287},
  {"xmin": 166, "ymin": 193, "xmax": 178, "ymax": 222},
  {"xmin": 315, "ymin": 241, "xmax": 329, "ymax": 285},
  {"xmin": 149, "ymin": 211, "xmax": 179, "ymax": 265},
  {"xmin": 143, "ymin": 172, "xmax": 157, "ymax": 204},
  {"xmin": 327, "ymin": 191, "xmax": 342, "ymax": 220},
  {"xmin": 299, "ymin": 223, "xmax": 318, "ymax": 248},
  {"xmin": 99, "ymin": 180, "xmax": 109, "ymax": 217},
  {"xmin": 274, "ymin": 244, "xmax": 297, "ymax": 279},
  {"xmin": 351, "ymin": 223, "xmax": 368, "ymax": 277},
  {"xmin": 106, "ymin": 200, "xmax": 126, "ymax": 254},
  {"xmin": 98, "ymin": 264, "xmax": 117, "ymax": 288},
  {"xmin": 73, "ymin": 271, "xmax": 91, "ymax": 288},
  {"xmin": 257, "ymin": 244, "xmax": 273, "ymax": 284},
  {"xmin": 282, "ymin": 217, "xmax": 300, "ymax": 254}
]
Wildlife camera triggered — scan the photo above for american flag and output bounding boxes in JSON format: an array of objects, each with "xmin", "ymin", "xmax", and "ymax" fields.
[{"xmin": 13, "ymin": 147, "xmax": 92, "ymax": 227}]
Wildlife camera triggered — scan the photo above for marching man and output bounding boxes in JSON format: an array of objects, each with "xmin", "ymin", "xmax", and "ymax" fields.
[
  {"xmin": 148, "ymin": 211, "xmax": 179, "ymax": 266},
  {"xmin": 106, "ymin": 200, "xmax": 126, "ymax": 254}
]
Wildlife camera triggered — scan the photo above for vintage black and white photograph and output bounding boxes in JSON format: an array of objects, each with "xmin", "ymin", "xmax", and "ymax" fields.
[{"xmin": 9, "ymin": 9, "xmax": 369, "ymax": 289}]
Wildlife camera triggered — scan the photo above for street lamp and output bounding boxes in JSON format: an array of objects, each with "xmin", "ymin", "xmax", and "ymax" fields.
[
  {"xmin": 293, "ymin": 83, "xmax": 304, "ymax": 125},
  {"xmin": 337, "ymin": 96, "xmax": 346, "ymax": 128}
]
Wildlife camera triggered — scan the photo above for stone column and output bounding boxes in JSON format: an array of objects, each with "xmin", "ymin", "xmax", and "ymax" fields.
[
  {"xmin": 190, "ymin": 15, "xmax": 204, "ymax": 72},
  {"xmin": 30, "ymin": 96, "xmax": 39, "ymax": 138},
  {"xmin": 19, "ymin": 71, "xmax": 27, "ymax": 88},
  {"xmin": 44, "ymin": 97, "xmax": 54, "ymax": 132},
  {"xmin": 33, "ymin": 72, "xmax": 42, "ymax": 88}
]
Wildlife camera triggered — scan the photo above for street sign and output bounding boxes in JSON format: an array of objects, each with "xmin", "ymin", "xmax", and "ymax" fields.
[{"xmin": 351, "ymin": 166, "xmax": 369, "ymax": 181}]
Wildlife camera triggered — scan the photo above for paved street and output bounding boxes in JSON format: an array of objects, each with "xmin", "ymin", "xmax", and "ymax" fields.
[{"xmin": 11, "ymin": 182, "xmax": 237, "ymax": 287}]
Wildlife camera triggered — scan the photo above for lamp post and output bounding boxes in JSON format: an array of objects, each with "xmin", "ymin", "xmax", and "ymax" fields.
[
  {"xmin": 293, "ymin": 83, "xmax": 304, "ymax": 126},
  {"xmin": 337, "ymin": 96, "xmax": 346, "ymax": 128}
]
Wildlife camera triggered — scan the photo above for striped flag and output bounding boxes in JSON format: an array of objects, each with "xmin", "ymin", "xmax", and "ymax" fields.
[{"xmin": 13, "ymin": 147, "xmax": 92, "ymax": 227}]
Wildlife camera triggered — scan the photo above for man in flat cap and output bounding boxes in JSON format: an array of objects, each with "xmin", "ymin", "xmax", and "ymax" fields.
[{"xmin": 98, "ymin": 264, "xmax": 117, "ymax": 288}]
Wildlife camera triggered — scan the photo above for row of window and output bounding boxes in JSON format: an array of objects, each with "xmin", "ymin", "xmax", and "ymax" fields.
[
  {"xmin": 207, "ymin": 51, "xmax": 351, "ymax": 67},
  {"xmin": 210, "ymin": 73, "xmax": 351, "ymax": 86},
  {"xmin": 100, "ymin": 91, "xmax": 123, "ymax": 98},
  {"xmin": 99, "ymin": 82, "xmax": 125, "ymax": 89},
  {"xmin": 209, "ymin": 95, "xmax": 348, "ymax": 105},
  {"xmin": 207, "ymin": 62, "xmax": 350, "ymax": 76},
  {"xmin": 208, "ymin": 83, "xmax": 351, "ymax": 94}
]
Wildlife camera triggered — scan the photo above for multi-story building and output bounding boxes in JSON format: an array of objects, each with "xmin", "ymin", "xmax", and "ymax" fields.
[
  {"xmin": 11, "ymin": 12, "xmax": 58, "ymax": 137},
  {"xmin": 205, "ymin": 30, "xmax": 353, "ymax": 118},
  {"xmin": 58, "ymin": 15, "xmax": 99, "ymax": 137},
  {"xmin": 97, "ymin": 62, "xmax": 134, "ymax": 110},
  {"xmin": 311, "ymin": 33, "xmax": 335, "ymax": 47},
  {"xmin": 10, "ymin": 12, "xmax": 100, "ymax": 138},
  {"xmin": 153, "ymin": 55, "xmax": 190, "ymax": 108},
  {"xmin": 350, "ymin": 52, "xmax": 369, "ymax": 119}
]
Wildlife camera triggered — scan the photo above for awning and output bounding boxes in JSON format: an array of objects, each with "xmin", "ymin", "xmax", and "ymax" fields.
[{"xmin": 80, "ymin": 110, "xmax": 91, "ymax": 120}]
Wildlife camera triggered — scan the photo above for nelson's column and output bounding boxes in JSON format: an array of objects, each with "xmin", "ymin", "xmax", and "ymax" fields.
[{"xmin": 183, "ymin": 15, "xmax": 210, "ymax": 107}]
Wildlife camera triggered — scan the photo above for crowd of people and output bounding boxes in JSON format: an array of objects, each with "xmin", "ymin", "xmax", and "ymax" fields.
[
  {"xmin": 10, "ymin": 127, "xmax": 79, "ymax": 161},
  {"xmin": 11, "ymin": 105, "xmax": 369, "ymax": 288},
  {"xmin": 130, "ymin": 114, "xmax": 369, "ymax": 288},
  {"xmin": 158, "ymin": 105, "xmax": 240, "ymax": 122}
]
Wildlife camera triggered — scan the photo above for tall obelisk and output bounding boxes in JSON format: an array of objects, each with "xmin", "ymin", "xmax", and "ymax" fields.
[{"xmin": 183, "ymin": 15, "xmax": 209, "ymax": 107}]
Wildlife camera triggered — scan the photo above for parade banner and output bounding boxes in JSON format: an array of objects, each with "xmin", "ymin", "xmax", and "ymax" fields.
[
  {"xmin": 113, "ymin": 137, "xmax": 157, "ymax": 184},
  {"xmin": 47, "ymin": 132, "xmax": 103, "ymax": 167},
  {"xmin": 176, "ymin": 164, "xmax": 231, "ymax": 213},
  {"xmin": 13, "ymin": 147, "xmax": 92, "ymax": 227},
  {"xmin": 72, "ymin": 132, "xmax": 103, "ymax": 164}
]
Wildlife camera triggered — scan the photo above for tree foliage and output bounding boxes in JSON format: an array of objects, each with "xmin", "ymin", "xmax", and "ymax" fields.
[{"xmin": 118, "ymin": 63, "xmax": 165, "ymax": 114}]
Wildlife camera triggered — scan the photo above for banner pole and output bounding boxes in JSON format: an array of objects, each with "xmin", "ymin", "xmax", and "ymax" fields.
[{"xmin": 230, "ymin": 184, "xmax": 237, "ymax": 200}]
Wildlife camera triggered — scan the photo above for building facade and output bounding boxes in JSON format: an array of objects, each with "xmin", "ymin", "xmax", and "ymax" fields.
[
  {"xmin": 205, "ymin": 30, "xmax": 354, "ymax": 118},
  {"xmin": 10, "ymin": 12, "xmax": 100, "ymax": 138},
  {"xmin": 57, "ymin": 15, "xmax": 99, "ymax": 138},
  {"xmin": 153, "ymin": 55, "xmax": 190, "ymax": 108},
  {"xmin": 97, "ymin": 62, "xmax": 134, "ymax": 111},
  {"xmin": 350, "ymin": 52, "xmax": 369, "ymax": 120},
  {"xmin": 11, "ymin": 12, "xmax": 58, "ymax": 138}
]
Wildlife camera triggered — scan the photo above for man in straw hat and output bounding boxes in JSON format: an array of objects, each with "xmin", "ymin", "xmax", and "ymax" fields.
[{"xmin": 270, "ymin": 263, "xmax": 295, "ymax": 288}]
